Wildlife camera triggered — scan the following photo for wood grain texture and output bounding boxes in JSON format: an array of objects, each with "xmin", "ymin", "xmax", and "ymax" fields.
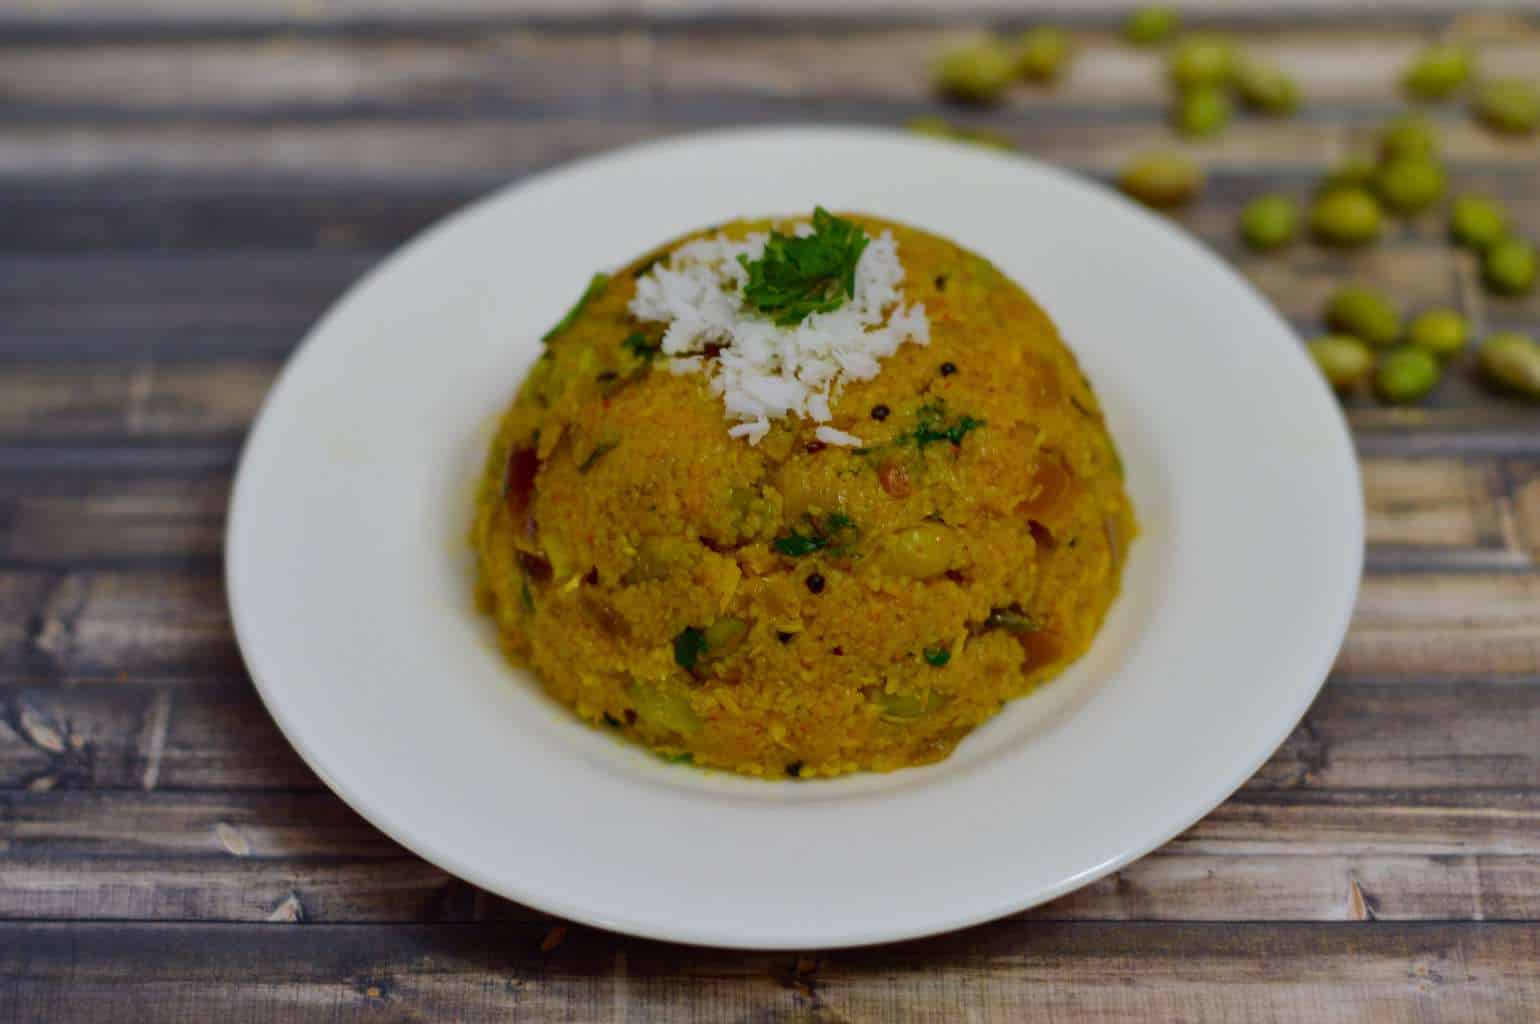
[
  {"xmin": 1, "ymin": 790, "xmax": 1538, "ymax": 924},
  {"xmin": 2, "ymin": 0, "xmax": 1535, "ymax": 32},
  {"xmin": 1, "ymin": 921, "xmax": 1537, "ymax": 1023},
  {"xmin": 4, "ymin": 676, "xmax": 1540, "ymax": 795},
  {"xmin": 1, "ymin": 3, "xmax": 1539, "ymax": 1016}
]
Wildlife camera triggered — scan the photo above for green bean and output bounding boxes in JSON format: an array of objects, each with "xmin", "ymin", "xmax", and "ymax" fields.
[
  {"xmin": 1310, "ymin": 188, "xmax": 1384, "ymax": 246},
  {"xmin": 1240, "ymin": 194, "xmax": 1298, "ymax": 250},
  {"xmin": 1125, "ymin": 6, "xmax": 1178, "ymax": 45},
  {"xmin": 1401, "ymin": 44, "xmax": 1472, "ymax": 101},
  {"xmin": 1319, "ymin": 155, "xmax": 1376, "ymax": 194},
  {"xmin": 1173, "ymin": 85, "xmax": 1231, "ymax": 138},
  {"xmin": 1478, "ymin": 332, "xmax": 1540, "ymax": 399},
  {"xmin": 1378, "ymin": 113, "xmax": 1438, "ymax": 160},
  {"xmin": 1448, "ymin": 194, "xmax": 1509, "ymax": 251},
  {"xmin": 933, "ymin": 39, "xmax": 1016, "ymax": 105},
  {"xmin": 1483, "ymin": 237, "xmax": 1538, "ymax": 296},
  {"xmin": 1017, "ymin": 27, "xmax": 1073, "ymax": 83},
  {"xmin": 1407, "ymin": 308, "xmax": 1470, "ymax": 359},
  {"xmin": 1168, "ymin": 33, "xmax": 1234, "ymax": 89},
  {"xmin": 1118, "ymin": 152, "xmax": 1203, "ymax": 209},
  {"xmin": 1307, "ymin": 335, "xmax": 1373, "ymax": 391},
  {"xmin": 1375, "ymin": 348, "xmax": 1441, "ymax": 404},
  {"xmin": 1375, "ymin": 157, "xmax": 1447, "ymax": 215},
  {"xmin": 1472, "ymin": 77, "xmax": 1540, "ymax": 136},
  {"xmin": 1233, "ymin": 59, "xmax": 1300, "ymax": 115},
  {"xmin": 1325, "ymin": 285, "xmax": 1401, "ymax": 347}
]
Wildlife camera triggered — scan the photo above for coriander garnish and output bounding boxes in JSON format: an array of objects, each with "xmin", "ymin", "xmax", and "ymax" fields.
[
  {"xmin": 542, "ymin": 272, "xmax": 609, "ymax": 343},
  {"xmin": 739, "ymin": 207, "xmax": 870, "ymax": 326},
  {"xmin": 673, "ymin": 626, "xmax": 707, "ymax": 671},
  {"xmin": 622, "ymin": 331, "xmax": 659, "ymax": 360},
  {"xmin": 772, "ymin": 511, "xmax": 860, "ymax": 558},
  {"xmin": 910, "ymin": 399, "xmax": 986, "ymax": 448},
  {"xmin": 772, "ymin": 534, "xmax": 825, "ymax": 558}
]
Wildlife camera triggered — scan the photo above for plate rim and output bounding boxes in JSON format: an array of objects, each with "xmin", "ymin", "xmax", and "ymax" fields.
[{"xmin": 226, "ymin": 123, "xmax": 1364, "ymax": 949}]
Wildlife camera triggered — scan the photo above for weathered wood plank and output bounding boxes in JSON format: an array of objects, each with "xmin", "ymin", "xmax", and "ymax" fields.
[
  {"xmin": 1187, "ymin": 789, "xmax": 1540, "ymax": 856},
  {"xmin": 3, "ymin": 678, "xmax": 1539, "ymax": 794},
  {"xmin": 0, "ymin": 0, "xmax": 637, "ymax": 28},
  {"xmin": 1, "ymin": 921, "xmax": 1536, "ymax": 1022},
  {"xmin": 3, "ymin": 847, "xmax": 1538, "ymax": 924},
  {"xmin": 1040, "ymin": 851, "xmax": 1540, "ymax": 922},
  {"xmin": 1, "ymin": 685, "xmax": 316, "ymax": 790},
  {"xmin": 0, "ymin": 117, "xmax": 665, "ymax": 178},
  {"xmin": 1338, "ymin": 573, "xmax": 1540, "ymax": 680},
  {"xmin": 11, "ymin": 788, "xmax": 1540, "ymax": 860},
  {"xmin": 1362, "ymin": 458, "xmax": 1510, "ymax": 554},
  {"xmin": 0, "ymin": 33, "xmax": 647, "ymax": 114},
  {"xmin": 638, "ymin": 0, "xmax": 1540, "ymax": 19},
  {"xmin": 0, "ymin": 478, "xmax": 228, "ymax": 566},
  {"xmin": 0, "ymin": 362, "xmax": 273, "ymax": 438},
  {"xmin": 3, "ymin": 790, "xmax": 403, "ymax": 857},
  {"xmin": 3, "ymin": 175, "xmax": 1536, "ymax": 256},
  {"xmin": 651, "ymin": 25, "xmax": 1540, "ymax": 110},
  {"xmin": 0, "ymin": 251, "xmax": 377, "ymax": 337},
  {"xmin": 1, "ymin": 789, "xmax": 1537, "ymax": 924},
  {"xmin": 0, "ymin": 177, "xmax": 473, "ymax": 253},
  {"xmin": 0, "ymin": 0, "xmax": 1528, "ymax": 37},
  {"xmin": 0, "ymin": 571, "xmax": 241, "ymax": 682},
  {"xmin": 0, "ymin": 574, "xmax": 53, "ymax": 681},
  {"xmin": 1248, "ymin": 682, "xmax": 1540, "ymax": 790},
  {"xmin": 0, "ymin": 855, "xmax": 464, "ymax": 924},
  {"xmin": 1509, "ymin": 460, "xmax": 1540, "ymax": 564},
  {"xmin": 4, "ymin": 111, "xmax": 1537, "ymax": 183}
]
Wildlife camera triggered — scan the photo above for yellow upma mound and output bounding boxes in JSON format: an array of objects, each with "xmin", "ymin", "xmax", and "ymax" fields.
[{"xmin": 472, "ymin": 214, "xmax": 1134, "ymax": 778}]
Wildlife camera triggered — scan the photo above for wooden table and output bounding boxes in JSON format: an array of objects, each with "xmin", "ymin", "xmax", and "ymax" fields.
[{"xmin": 3, "ymin": 3, "xmax": 1539, "ymax": 1019}]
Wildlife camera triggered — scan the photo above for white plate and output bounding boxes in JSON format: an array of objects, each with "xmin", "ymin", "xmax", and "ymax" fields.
[{"xmin": 227, "ymin": 126, "xmax": 1362, "ymax": 949}]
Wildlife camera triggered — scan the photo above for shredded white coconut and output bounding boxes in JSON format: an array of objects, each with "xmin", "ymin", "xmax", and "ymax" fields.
[
  {"xmin": 815, "ymin": 426, "xmax": 865, "ymax": 447},
  {"xmin": 628, "ymin": 219, "xmax": 930, "ymax": 446}
]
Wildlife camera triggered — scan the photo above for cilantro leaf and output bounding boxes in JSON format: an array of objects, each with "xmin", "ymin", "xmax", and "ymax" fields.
[
  {"xmin": 673, "ymin": 626, "xmax": 707, "ymax": 671},
  {"xmin": 542, "ymin": 272, "xmax": 609, "ymax": 343},
  {"xmin": 910, "ymin": 400, "xmax": 986, "ymax": 448},
  {"xmin": 623, "ymin": 331, "xmax": 659, "ymax": 360},
  {"xmin": 772, "ymin": 511, "xmax": 861, "ymax": 558},
  {"xmin": 738, "ymin": 207, "xmax": 870, "ymax": 326},
  {"xmin": 773, "ymin": 534, "xmax": 824, "ymax": 557}
]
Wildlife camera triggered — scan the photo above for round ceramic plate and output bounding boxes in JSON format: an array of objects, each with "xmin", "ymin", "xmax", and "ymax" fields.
[{"xmin": 227, "ymin": 126, "xmax": 1362, "ymax": 950}]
